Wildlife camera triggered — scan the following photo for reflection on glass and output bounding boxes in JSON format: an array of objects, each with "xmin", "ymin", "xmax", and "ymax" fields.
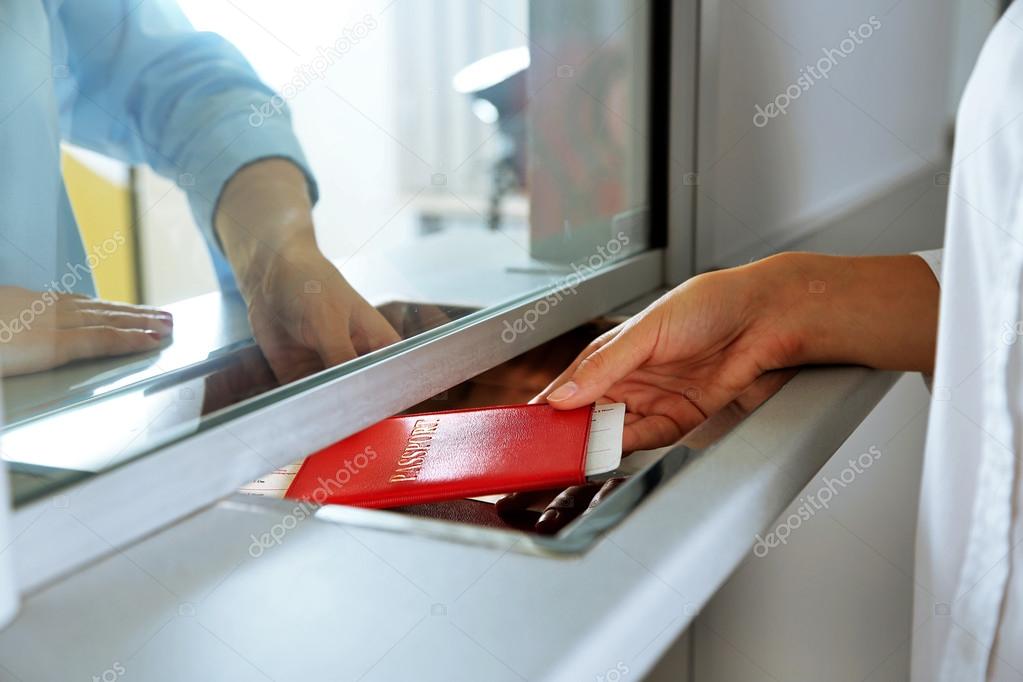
[{"xmin": 0, "ymin": 0, "xmax": 651, "ymax": 506}]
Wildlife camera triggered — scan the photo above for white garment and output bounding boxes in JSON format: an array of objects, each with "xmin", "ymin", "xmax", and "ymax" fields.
[{"xmin": 911, "ymin": 6, "xmax": 1023, "ymax": 680}]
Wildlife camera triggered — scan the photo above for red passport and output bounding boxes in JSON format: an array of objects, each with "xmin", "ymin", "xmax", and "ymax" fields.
[{"xmin": 283, "ymin": 403, "xmax": 603, "ymax": 509}]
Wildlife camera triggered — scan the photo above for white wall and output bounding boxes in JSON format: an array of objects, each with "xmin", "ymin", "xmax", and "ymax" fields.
[{"xmin": 695, "ymin": 0, "xmax": 960, "ymax": 268}]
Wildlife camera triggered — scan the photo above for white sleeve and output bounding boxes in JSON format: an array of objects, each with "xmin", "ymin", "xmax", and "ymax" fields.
[
  {"xmin": 914, "ymin": 249, "xmax": 942, "ymax": 390},
  {"xmin": 914, "ymin": 249, "xmax": 943, "ymax": 285}
]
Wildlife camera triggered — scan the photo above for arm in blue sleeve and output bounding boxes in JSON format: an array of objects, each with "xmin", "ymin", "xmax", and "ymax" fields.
[{"xmin": 55, "ymin": 0, "xmax": 318, "ymax": 256}]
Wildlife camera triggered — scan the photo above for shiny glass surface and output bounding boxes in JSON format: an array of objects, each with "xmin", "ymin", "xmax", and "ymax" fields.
[{"xmin": 1, "ymin": 0, "xmax": 655, "ymax": 505}]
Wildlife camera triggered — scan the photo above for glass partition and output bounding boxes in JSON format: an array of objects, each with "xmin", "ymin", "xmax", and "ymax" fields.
[{"xmin": 0, "ymin": 0, "xmax": 657, "ymax": 506}]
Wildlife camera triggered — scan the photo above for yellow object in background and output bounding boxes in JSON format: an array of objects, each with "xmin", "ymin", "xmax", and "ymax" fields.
[{"xmin": 61, "ymin": 149, "xmax": 139, "ymax": 303}]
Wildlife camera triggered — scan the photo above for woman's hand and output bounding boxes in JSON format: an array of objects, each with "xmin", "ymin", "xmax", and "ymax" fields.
[
  {"xmin": 215, "ymin": 159, "xmax": 400, "ymax": 384},
  {"xmin": 500, "ymin": 252, "xmax": 939, "ymax": 532},
  {"xmin": 537, "ymin": 252, "xmax": 940, "ymax": 451},
  {"xmin": 535, "ymin": 258, "xmax": 799, "ymax": 451},
  {"xmin": 0, "ymin": 287, "xmax": 171, "ymax": 377}
]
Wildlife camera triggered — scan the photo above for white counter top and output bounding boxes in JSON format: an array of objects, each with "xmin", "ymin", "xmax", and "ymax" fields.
[{"xmin": 0, "ymin": 366, "xmax": 897, "ymax": 682}]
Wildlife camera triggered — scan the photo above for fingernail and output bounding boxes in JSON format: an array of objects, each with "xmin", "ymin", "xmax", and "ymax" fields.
[
  {"xmin": 144, "ymin": 329, "xmax": 164, "ymax": 341},
  {"xmin": 535, "ymin": 509, "xmax": 562, "ymax": 534},
  {"xmin": 547, "ymin": 381, "xmax": 578, "ymax": 402}
]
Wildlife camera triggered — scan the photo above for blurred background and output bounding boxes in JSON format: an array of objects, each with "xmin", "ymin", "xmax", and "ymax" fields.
[{"xmin": 62, "ymin": 0, "xmax": 652, "ymax": 306}]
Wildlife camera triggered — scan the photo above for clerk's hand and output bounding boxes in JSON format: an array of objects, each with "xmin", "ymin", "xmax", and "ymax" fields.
[
  {"xmin": 503, "ymin": 252, "xmax": 941, "ymax": 532},
  {"xmin": 215, "ymin": 159, "xmax": 400, "ymax": 384},
  {"xmin": 0, "ymin": 286, "xmax": 171, "ymax": 377},
  {"xmin": 499, "ymin": 264, "xmax": 795, "ymax": 532},
  {"xmin": 535, "ymin": 262, "xmax": 802, "ymax": 451},
  {"xmin": 537, "ymin": 252, "xmax": 940, "ymax": 451}
]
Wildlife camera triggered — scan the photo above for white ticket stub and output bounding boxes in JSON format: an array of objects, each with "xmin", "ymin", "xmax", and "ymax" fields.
[{"xmin": 584, "ymin": 402, "xmax": 626, "ymax": 476}]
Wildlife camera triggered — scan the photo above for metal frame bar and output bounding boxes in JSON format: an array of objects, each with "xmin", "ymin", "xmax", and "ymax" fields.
[
  {"xmin": 666, "ymin": 0, "xmax": 701, "ymax": 285},
  {"xmin": 221, "ymin": 439, "xmax": 696, "ymax": 559}
]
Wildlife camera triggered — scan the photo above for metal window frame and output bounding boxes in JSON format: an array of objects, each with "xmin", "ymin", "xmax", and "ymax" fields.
[
  {"xmin": 667, "ymin": 0, "xmax": 701, "ymax": 286},
  {"xmin": 11, "ymin": 250, "xmax": 666, "ymax": 594},
  {"xmin": 7, "ymin": 0, "xmax": 700, "ymax": 594}
]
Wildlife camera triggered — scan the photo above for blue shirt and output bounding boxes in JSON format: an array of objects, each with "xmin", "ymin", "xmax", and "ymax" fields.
[{"xmin": 0, "ymin": 0, "xmax": 317, "ymax": 295}]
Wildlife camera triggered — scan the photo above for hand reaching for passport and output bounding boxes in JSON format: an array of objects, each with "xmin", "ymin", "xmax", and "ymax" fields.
[
  {"xmin": 499, "ymin": 251, "xmax": 940, "ymax": 533},
  {"xmin": 532, "ymin": 261, "xmax": 806, "ymax": 451},
  {"xmin": 498, "ymin": 256, "xmax": 817, "ymax": 533}
]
